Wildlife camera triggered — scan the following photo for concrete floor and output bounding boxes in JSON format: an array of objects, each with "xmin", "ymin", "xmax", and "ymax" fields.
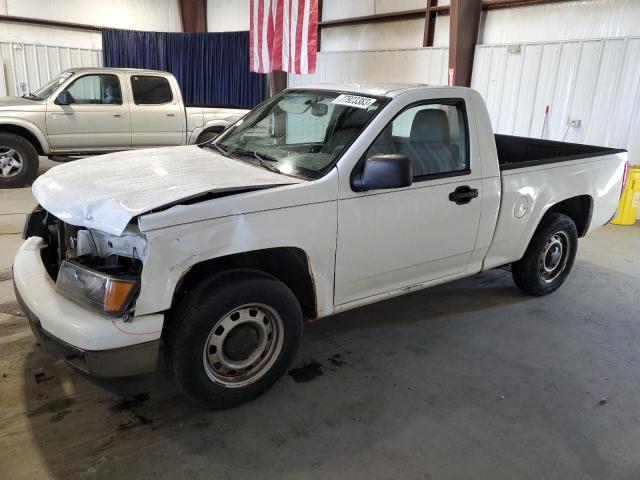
[{"xmin": 1, "ymin": 160, "xmax": 639, "ymax": 479}]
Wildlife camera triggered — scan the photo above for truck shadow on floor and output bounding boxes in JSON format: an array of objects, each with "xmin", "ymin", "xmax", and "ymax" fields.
[{"xmin": 19, "ymin": 267, "xmax": 555, "ymax": 478}]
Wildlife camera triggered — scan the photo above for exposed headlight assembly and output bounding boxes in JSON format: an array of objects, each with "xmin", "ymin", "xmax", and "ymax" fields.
[{"xmin": 56, "ymin": 260, "xmax": 139, "ymax": 316}]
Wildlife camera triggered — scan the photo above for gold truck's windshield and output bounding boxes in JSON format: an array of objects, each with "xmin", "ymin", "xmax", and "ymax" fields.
[
  {"xmin": 28, "ymin": 71, "xmax": 74, "ymax": 101},
  {"xmin": 210, "ymin": 90, "xmax": 386, "ymax": 180}
]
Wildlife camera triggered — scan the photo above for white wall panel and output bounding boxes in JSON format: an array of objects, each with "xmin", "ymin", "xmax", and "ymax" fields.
[
  {"xmin": 374, "ymin": 0, "xmax": 428, "ymax": 14},
  {"xmin": 471, "ymin": 37, "xmax": 640, "ymax": 168},
  {"xmin": 320, "ymin": 0, "xmax": 439, "ymax": 51},
  {"xmin": 432, "ymin": 15, "xmax": 450, "ymax": 47},
  {"xmin": 321, "ymin": 0, "xmax": 444, "ymax": 21},
  {"xmin": 207, "ymin": 0, "xmax": 249, "ymax": 32},
  {"xmin": 321, "ymin": 19, "xmax": 425, "ymax": 52},
  {"xmin": 511, "ymin": 43, "xmax": 542, "ymax": 136},
  {"xmin": 322, "ymin": 0, "xmax": 374, "ymax": 21},
  {"xmin": 0, "ymin": 21, "xmax": 102, "ymax": 50},
  {"xmin": 528, "ymin": 43, "xmax": 560, "ymax": 139},
  {"xmin": 610, "ymin": 40, "xmax": 640, "ymax": 152},
  {"xmin": 480, "ymin": 0, "xmax": 640, "ymax": 45},
  {"xmin": 3, "ymin": 0, "xmax": 181, "ymax": 32},
  {"xmin": 288, "ymin": 47, "xmax": 448, "ymax": 87},
  {"xmin": 0, "ymin": 42, "xmax": 102, "ymax": 97}
]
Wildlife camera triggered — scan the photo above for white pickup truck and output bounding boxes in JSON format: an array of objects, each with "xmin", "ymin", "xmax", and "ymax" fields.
[
  {"xmin": 0, "ymin": 67, "xmax": 248, "ymax": 188},
  {"xmin": 15, "ymin": 84, "xmax": 628, "ymax": 408}
]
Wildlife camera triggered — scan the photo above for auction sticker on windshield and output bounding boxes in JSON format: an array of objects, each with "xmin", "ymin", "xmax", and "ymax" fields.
[{"xmin": 331, "ymin": 94, "xmax": 377, "ymax": 109}]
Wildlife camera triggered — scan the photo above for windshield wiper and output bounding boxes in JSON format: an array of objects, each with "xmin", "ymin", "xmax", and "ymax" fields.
[
  {"xmin": 232, "ymin": 148, "xmax": 278, "ymax": 162},
  {"xmin": 207, "ymin": 142, "xmax": 229, "ymax": 157},
  {"xmin": 21, "ymin": 92, "xmax": 37, "ymax": 100},
  {"xmin": 231, "ymin": 148, "xmax": 280, "ymax": 173}
]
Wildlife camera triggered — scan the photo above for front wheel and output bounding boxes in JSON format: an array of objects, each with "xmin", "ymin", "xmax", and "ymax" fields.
[
  {"xmin": 511, "ymin": 213, "xmax": 578, "ymax": 296},
  {"xmin": 166, "ymin": 270, "xmax": 303, "ymax": 408},
  {"xmin": 0, "ymin": 133, "xmax": 39, "ymax": 188}
]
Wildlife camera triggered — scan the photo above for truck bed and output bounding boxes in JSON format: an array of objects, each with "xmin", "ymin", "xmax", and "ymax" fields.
[{"xmin": 496, "ymin": 134, "xmax": 625, "ymax": 170}]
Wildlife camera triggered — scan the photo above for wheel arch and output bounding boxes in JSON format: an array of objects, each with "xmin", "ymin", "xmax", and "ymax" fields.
[
  {"xmin": 0, "ymin": 120, "xmax": 48, "ymax": 155},
  {"xmin": 173, "ymin": 246, "xmax": 318, "ymax": 320},
  {"xmin": 191, "ymin": 122, "xmax": 230, "ymax": 144},
  {"xmin": 202, "ymin": 122, "xmax": 228, "ymax": 134},
  {"xmin": 538, "ymin": 194, "xmax": 593, "ymax": 237}
]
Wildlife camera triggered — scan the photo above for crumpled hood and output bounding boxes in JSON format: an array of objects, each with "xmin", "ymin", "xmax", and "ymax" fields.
[{"xmin": 33, "ymin": 145, "xmax": 303, "ymax": 235}]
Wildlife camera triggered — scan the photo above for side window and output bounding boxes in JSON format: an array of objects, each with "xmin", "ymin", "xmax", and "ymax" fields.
[
  {"xmin": 131, "ymin": 76, "xmax": 173, "ymax": 105},
  {"xmin": 66, "ymin": 74, "xmax": 122, "ymax": 105},
  {"xmin": 366, "ymin": 100, "xmax": 468, "ymax": 178}
]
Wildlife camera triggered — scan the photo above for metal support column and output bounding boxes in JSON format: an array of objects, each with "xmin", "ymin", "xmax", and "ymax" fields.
[
  {"xmin": 448, "ymin": 0, "xmax": 482, "ymax": 87},
  {"xmin": 179, "ymin": 0, "xmax": 207, "ymax": 33}
]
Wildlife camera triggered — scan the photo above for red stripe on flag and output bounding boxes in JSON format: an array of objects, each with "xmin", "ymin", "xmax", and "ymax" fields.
[
  {"xmin": 266, "ymin": 0, "xmax": 275, "ymax": 71},
  {"xmin": 270, "ymin": 0, "xmax": 282, "ymax": 71},
  {"xmin": 249, "ymin": 0, "xmax": 255, "ymax": 72},
  {"xmin": 307, "ymin": 0, "xmax": 318, "ymax": 73},
  {"xmin": 286, "ymin": 0, "xmax": 294, "ymax": 72},
  {"xmin": 257, "ymin": 0, "xmax": 265, "ymax": 73},
  {"xmin": 250, "ymin": 0, "xmax": 319, "ymax": 75},
  {"xmin": 294, "ymin": 0, "xmax": 304, "ymax": 74}
]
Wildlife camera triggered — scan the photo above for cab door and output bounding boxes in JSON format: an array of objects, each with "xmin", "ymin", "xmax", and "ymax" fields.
[
  {"xmin": 46, "ymin": 73, "xmax": 131, "ymax": 151},
  {"xmin": 334, "ymin": 98, "xmax": 483, "ymax": 306},
  {"xmin": 128, "ymin": 74, "xmax": 185, "ymax": 147}
]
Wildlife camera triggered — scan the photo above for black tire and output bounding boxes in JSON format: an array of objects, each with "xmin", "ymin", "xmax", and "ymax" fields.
[
  {"xmin": 166, "ymin": 269, "xmax": 303, "ymax": 408},
  {"xmin": 512, "ymin": 213, "xmax": 578, "ymax": 296},
  {"xmin": 0, "ymin": 133, "xmax": 39, "ymax": 188},
  {"xmin": 196, "ymin": 129, "xmax": 223, "ymax": 144}
]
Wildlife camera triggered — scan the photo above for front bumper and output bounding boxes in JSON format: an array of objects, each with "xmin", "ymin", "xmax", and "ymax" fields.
[{"xmin": 13, "ymin": 236, "xmax": 163, "ymax": 378}]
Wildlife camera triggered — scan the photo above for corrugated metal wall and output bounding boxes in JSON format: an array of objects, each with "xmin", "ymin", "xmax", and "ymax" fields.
[
  {"xmin": 472, "ymin": 37, "xmax": 640, "ymax": 164},
  {"xmin": 479, "ymin": 0, "xmax": 640, "ymax": 45},
  {"xmin": 0, "ymin": 42, "xmax": 102, "ymax": 97},
  {"xmin": 288, "ymin": 47, "xmax": 449, "ymax": 87}
]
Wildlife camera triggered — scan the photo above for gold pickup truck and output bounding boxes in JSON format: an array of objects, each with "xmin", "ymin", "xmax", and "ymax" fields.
[{"xmin": 0, "ymin": 67, "xmax": 248, "ymax": 188}]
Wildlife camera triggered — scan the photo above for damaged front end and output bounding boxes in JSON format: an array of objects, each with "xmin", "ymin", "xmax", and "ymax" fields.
[{"xmin": 24, "ymin": 206, "xmax": 147, "ymax": 318}]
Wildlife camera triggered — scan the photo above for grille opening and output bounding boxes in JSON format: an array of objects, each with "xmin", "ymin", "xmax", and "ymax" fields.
[{"xmin": 34, "ymin": 212, "xmax": 141, "ymax": 281}]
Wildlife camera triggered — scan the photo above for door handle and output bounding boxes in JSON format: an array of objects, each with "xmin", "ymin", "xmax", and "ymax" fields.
[
  {"xmin": 449, "ymin": 186, "xmax": 479, "ymax": 205},
  {"xmin": 113, "ymin": 113, "xmax": 125, "ymax": 118},
  {"xmin": 166, "ymin": 113, "xmax": 176, "ymax": 117}
]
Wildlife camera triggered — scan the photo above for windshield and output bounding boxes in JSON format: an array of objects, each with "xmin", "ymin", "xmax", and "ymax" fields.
[
  {"xmin": 28, "ymin": 71, "xmax": 74, "ymax": 100},
  {"xmin": 210, "ymin": 90, "xmax": 386, "ymax": 180}
]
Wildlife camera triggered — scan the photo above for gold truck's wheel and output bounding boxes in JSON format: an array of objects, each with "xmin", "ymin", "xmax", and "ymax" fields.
[{"xmin": 0, "ymin": 133, "xmax": 39, "ymax": 188}]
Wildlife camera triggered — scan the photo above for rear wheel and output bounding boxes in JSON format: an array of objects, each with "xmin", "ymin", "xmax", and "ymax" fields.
[
  {"xmin": 0, "ymin": 133, "xmax": 39, "ymax": 188},
  {"xmin": 511, "ymin": 213, "xmax": 578, "ymax": 296},
  {"xmin": 166, "ymin": 270, "xmax": 303, "ymax": 408}
]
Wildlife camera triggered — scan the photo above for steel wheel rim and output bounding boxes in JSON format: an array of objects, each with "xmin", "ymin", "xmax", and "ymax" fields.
[
  {"xmin": 0, "ymin": 146, "xmax": 23, "ymax": 178},
  {"xmin": 202, "ymin": 303, "xmax": 284, "ymax": 388},
  {"xmin": 539, "ymin": 231, "xmax": 571, "ymax": 283}
]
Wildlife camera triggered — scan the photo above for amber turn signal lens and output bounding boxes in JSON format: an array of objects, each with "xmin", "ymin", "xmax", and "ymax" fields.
[{"xmin": 103, "ymin": 280, "xmax": 137, "ymax": 315}]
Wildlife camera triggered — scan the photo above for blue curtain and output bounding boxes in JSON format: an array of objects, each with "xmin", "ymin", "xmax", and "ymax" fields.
[{"xmin": 102, "ymin": 29, "xmax": 266, "ymax": 108}]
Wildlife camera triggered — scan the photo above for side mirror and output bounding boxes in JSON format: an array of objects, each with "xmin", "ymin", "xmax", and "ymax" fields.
[
  {"xmin": 351, "ymin": 154, "xmax": 413, "ymax": 192},
  {"xmin": 55, "ymin": 91, "xmax": 73, "ymax": 105}
]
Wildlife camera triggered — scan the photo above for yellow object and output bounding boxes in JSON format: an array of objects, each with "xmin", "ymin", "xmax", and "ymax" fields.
[
  {"xmin": 612, "ymin": 165, "xmax": 640, "ymax": 225},
  {"xmin": 103, "ymin": 279, "xmax": 137, "ymax": 315}
]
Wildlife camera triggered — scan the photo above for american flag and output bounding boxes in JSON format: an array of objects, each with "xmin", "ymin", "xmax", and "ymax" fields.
[{"xmin": 250, "ymin": 0, "xmax": 319, "ymax": 74}]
